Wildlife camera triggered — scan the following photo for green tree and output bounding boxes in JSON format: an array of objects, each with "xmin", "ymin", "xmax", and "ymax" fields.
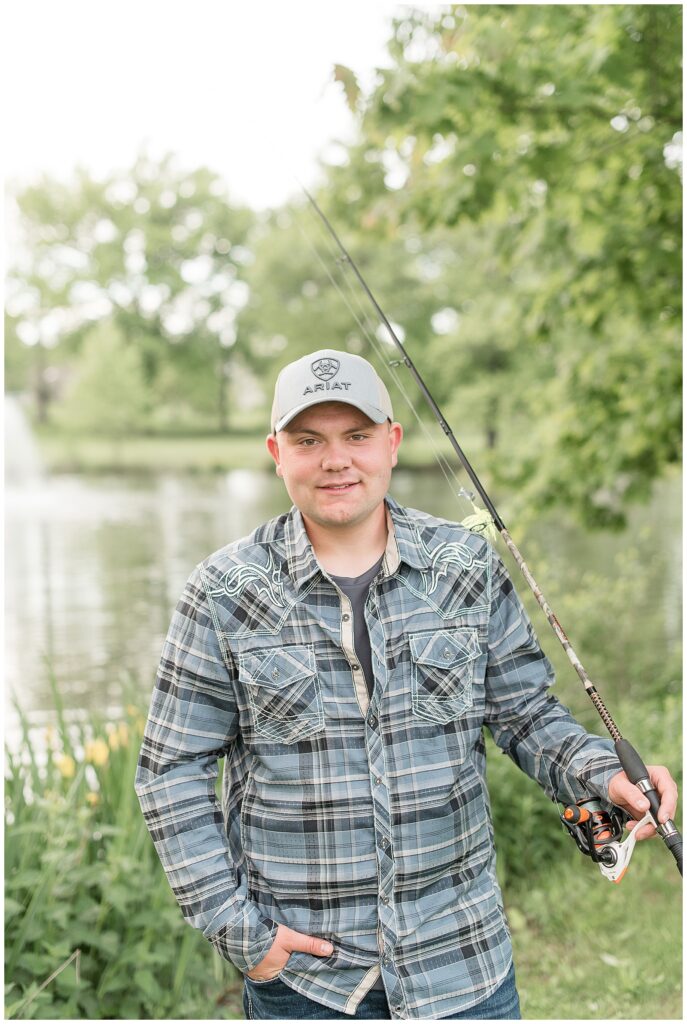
[
  {"xmin": 54, "ymin": 320, "xmax": 148, "ymax": 438},
  {"xmin": 328, "ymin": 3, "xmax": 682, "ymax": 525},
  {"xmin": 6, "ymin": 152, "xmax": 255, "ymax": 431}
]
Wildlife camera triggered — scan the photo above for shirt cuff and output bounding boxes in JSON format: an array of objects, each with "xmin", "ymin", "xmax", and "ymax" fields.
[
  {"xmin": 208, "ymin": 903, "xmax": 280, "ymax": 973},
  {"xmin": 575, "ymin": 751, "xmax": 624, "ymax": 811}
]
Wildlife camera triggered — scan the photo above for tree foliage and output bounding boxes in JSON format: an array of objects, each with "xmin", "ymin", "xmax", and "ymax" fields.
[
  {"xmin": 328, "ymin": 3, "xmax": 682, "ymax": 525},
  {"xmin": 53, "ymin": 320, "xmax": 149, "ymax": 438},
  {"xmin": 6, "ymin": 153, "xmax": 255, "ymax": 430}
]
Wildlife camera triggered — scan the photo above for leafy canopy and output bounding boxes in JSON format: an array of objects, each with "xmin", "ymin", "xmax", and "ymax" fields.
[{"xmin": 326, "ymin": 4, "xmax": 681, "ymax": 526}]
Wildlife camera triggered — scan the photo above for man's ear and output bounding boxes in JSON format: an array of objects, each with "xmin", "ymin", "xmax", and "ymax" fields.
[
  {"xmin": 266, "ymin": 433, "xmax": 283, "ymax": 477},
  {"xmin": 389, "ymin": 421, "xmax": 403, "ymax": 468}
]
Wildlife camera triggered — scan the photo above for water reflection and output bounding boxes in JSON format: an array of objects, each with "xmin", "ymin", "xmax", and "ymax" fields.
[{"xmin": 5, "ymin": 470, "xmax": 295, "ymax": 728}]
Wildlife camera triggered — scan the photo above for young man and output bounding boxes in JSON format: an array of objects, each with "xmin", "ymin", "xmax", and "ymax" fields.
[{"xmin": 135, "ymin": 349, "xmax": 677, "ymax": 1021}]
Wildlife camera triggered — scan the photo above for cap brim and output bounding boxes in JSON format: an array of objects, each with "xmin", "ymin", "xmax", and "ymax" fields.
[{"xmin": 274, "ymin": 395, "xmax": 389, "ymax": 433}]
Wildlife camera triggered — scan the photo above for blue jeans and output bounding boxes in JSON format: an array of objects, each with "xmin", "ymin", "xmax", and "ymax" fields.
[{"xmin": 242, "ymin": 961, "xmax": 521, "ymax": 1019}]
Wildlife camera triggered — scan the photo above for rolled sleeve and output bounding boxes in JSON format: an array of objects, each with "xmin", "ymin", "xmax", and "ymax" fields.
[{"xmin": 134, "ymin": 565, "xmax": 277, "ymax": 972}]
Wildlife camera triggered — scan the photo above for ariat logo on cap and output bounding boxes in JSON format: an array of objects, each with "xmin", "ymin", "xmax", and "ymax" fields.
[
  {"xmin": 311, "ymin": 358, "xmax": 340, "ymax": 381},
  {"xmin": 304, "ymin": 357, "xmax": 352, "ymax": 395}
]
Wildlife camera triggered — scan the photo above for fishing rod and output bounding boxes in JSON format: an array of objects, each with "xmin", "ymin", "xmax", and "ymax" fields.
[{"xmin": 300, "ymin": 185, "xmax": 682, "ymax": 880}]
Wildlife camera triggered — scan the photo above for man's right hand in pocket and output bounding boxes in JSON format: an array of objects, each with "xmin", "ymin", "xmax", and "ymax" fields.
[{"xmin": 246, "ymin": 924, "xmax": 334, "ymax": 982}]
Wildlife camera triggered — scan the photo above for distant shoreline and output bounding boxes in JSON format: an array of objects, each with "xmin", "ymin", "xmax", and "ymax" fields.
[{"xmin": 33, "ymin": 430, "xmax": 476, "ymax": 474}]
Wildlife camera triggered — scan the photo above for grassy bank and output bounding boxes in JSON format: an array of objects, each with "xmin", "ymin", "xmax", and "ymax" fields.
[
  {"xmin": 32, "ymin": 426, "xmax": 483, "ymax": 474},
  {"xmin": 507, "ymin": 851, "xmax": 682, "ymax": 1019}
]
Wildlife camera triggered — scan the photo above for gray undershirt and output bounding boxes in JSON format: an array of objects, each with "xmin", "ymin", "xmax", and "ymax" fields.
[
  {"xmin": 329, "ymin": 553, "xmax": 384, "ymax": 700},
  {"xmin": 329, "ymin": 553, "xmax": 386, "ymax": 991}
]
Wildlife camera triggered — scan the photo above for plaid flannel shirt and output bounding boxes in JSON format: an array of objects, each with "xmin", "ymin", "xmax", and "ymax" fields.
[{"xmin": 135, "ymin": 496, "xmax": 621, "ymax": 1019}]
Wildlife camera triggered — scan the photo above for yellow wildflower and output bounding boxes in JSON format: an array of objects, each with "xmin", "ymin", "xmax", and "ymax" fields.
[
  {"xmin": 56, "ymin": 754, "xmax": 76, "ymax": 779},
  {"xmin": 108, "ymin": 728, "xmax": 120, "ymax": 752},
  {"xmin": 117, "ymin": 721, "xmax": 129, "ymax": 747},
  {"xmin": 126, "ymin": 704, "xmax": 138, "ymax": 718},
  {"xmin": 84, "ymin": 739, "xmax": 109, "ymax": 767},
  {"xmin": 86, "ymin": 792, "xmax": 100, "ymax": 807},
  {"xmin": 44, "ymin": 724, "xmax": 56, "ymax": 747}
]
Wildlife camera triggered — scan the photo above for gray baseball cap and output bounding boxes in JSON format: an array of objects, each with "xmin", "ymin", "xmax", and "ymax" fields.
[{"xmin": 270, "ymin": 349, "xmax": 394, "ymax": 432}]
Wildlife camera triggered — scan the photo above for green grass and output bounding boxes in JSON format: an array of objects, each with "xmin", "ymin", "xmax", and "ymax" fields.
[
  {"xmin": 507, "ymin": 853, "xmax": 682, "ymax": 1019},
  {"xmin": 34, "ymin": 432, "xmax": 274, "ymax": 473}
]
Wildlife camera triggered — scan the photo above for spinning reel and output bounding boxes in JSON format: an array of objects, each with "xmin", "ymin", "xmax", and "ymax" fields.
[{"xmin": 560, "ymin": 798, "xmax": 652, "ymax": 883}]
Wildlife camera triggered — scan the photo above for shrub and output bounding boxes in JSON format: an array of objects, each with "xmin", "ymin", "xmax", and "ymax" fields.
[{"xmin": 5, "ymin": 684, "xmax": 237, "ymax": 1020}]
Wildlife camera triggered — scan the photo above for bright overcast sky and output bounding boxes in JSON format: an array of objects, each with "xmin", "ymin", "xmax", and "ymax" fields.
[{"xmin": 4, "ymin": 0, "xmax": 415, "ymax": 211}]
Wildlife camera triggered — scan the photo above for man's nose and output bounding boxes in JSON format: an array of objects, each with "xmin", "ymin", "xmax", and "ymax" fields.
[{"xmin": 321, "ymin": 443, "xmax": 351, "ymax": 471}]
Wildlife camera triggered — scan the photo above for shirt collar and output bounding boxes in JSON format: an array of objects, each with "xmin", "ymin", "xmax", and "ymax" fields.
[
  {"xmin": 283, "ymin": 505, "xmax": 321, "ymax": 590},
  {"xmin": 284, "ymin": 494, "xmax": 431, "ymax": 591},
  {"xmin": 384, "ymin": 494, "xmax": 432, "ymax": 572}
]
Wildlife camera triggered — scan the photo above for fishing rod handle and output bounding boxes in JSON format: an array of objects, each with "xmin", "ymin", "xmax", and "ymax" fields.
[{"xmin": 615, "ymin": 739, "xmax": 683, "ymax": 875}]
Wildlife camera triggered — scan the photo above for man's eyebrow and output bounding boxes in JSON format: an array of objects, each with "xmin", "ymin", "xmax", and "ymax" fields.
[{"xmin": 283, "ymin": 422, "xmax": 374, "ymax": 436}]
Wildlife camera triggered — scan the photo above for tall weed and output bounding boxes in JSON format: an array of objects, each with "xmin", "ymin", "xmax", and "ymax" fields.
[{"xmin": 4, "ymin": 681, "xmax": 235, "ymax": 1020}]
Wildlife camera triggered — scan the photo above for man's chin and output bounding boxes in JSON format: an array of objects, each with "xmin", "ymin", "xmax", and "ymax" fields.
[
  {"xmin": 310, "ymin": 509, "xmax": 361, "ymax": 528},
  {"xmin": 305, "ymin": 502, "xmax": 373, "ymax": 530}
]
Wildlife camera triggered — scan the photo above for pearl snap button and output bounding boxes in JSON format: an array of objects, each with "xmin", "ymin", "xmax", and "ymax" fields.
[
  {"xmin": 443, "ymin": 648, "xmax": 452, "ymax": 659},
  {"xmin": 272, "ymin": 668, "xmax": 279, "ymax": 678}
]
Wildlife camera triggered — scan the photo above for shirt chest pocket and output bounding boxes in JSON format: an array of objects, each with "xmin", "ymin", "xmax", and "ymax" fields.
[
  {"xmin": 409, "ymin": 629, "xmax": 480, "ymax": 724},
  {"xmin": 238, "ymin": 645, "xmax": 325, "ymax": 744}
]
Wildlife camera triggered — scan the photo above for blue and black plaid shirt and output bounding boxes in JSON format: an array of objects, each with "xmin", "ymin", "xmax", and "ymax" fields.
[{"xmin": 135, "ymin": 496, "xmax": 621, "ymax": 1019}]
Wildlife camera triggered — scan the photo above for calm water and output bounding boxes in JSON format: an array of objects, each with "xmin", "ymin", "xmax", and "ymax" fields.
[{"xmin": 5, "ymin": 467, "xmax": 682, "ymax": 744}]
